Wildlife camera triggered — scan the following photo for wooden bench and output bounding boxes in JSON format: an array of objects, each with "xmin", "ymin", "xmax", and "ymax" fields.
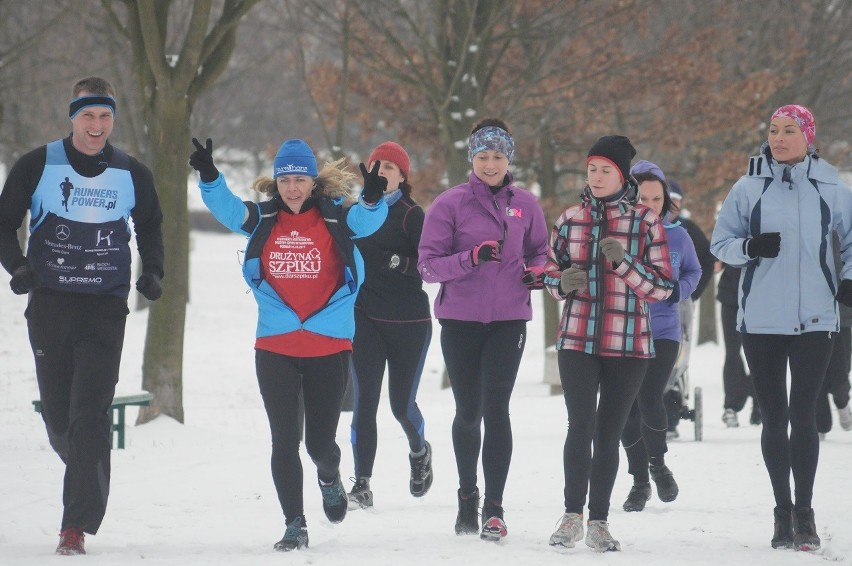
[{"xmin": 32, "ymin": 392, "xmax": 154, "ymax": 449}]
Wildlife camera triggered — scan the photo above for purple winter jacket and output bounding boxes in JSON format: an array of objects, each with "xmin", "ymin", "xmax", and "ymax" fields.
[
  {"xmin": 418, "ymin": 172, "xmax": 549, "ymax": 323},
  {"xmin": 649, "ymin": 222, "xmax": 702, "ymax": 341}
]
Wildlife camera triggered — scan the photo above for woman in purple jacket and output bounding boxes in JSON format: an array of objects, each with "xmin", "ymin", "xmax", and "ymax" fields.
[
  {"xmin": 619, "ymin": 160, "xmax": 701, "ymax": 513},
  {"xmin": 418, "ymin": 118, "xmax": 548, "ymax": 542}
]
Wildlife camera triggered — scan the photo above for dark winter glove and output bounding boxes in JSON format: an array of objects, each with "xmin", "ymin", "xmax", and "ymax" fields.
[
  {"xmin": 837, "ymin": 279, "xmax": 852, "ymax": 308},
  {"xmin": 560, "ymin": 265, "xmax": 587, "ymax": 294},
  {"xmin": 599, "ymin": 237, "xmax": 625, "ymax": 265},
  {"xmin": 522, "ymin": 265, "xmax": 546, "ymax": 290},
  {"xmin": 665, "ymin": 282, "xmax": 681, "ymax": 304},
  {"xmin": 135, "ymin": 272, "xmax": 163, "ymax": 301},
  {"xmin": 746, "ymin": 232, "xmax": 781, "ymax": 259},
  {"xmin": 9, "ymin": 261, "xmax": 37, "ymax": 295},
  {"xmin": 471, "ymin": 240, "xmax": 502, "ymax": 265},
  {"xmin": 359, "ymin": 161, "xmax": 388, "ymax": 204},
  {"xmin": 189, "ymin": 137, "xmax": 220, "ymax": 183}
]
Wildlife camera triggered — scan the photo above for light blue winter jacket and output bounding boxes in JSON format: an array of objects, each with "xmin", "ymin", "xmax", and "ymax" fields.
[{"xmin": 710, "ymin": 151, "xmax": 852, "ymax": 335}]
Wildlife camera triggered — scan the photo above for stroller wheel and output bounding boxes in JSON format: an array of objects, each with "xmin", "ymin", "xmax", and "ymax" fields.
[{"xmin": 694, "ymin": 387, "xmax": 703, "ymax": 442}]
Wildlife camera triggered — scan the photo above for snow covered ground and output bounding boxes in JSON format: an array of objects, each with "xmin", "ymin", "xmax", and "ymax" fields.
[{"xmin": 1, "ymin": 230, "xmax": 850, "ymax": 565}]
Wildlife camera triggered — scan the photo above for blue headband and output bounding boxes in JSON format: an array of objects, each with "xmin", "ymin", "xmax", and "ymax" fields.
[
  {"xmin": 468, "ymin": 126, "xmax": 515, "ymax": 164},
  {"xmin": 69, "ymin": 95, "xmax": 117, "ymax": 118}
]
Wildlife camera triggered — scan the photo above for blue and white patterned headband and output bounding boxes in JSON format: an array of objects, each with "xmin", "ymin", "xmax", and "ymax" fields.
[{"xmin": 468, "ymin": 126, "xmax": 514, "ymax": 164}]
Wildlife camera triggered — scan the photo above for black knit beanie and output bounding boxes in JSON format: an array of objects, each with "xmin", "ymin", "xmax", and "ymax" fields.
[{"xmin": 586, "ymin": 135, "xmax": 636, "ymax": 184}]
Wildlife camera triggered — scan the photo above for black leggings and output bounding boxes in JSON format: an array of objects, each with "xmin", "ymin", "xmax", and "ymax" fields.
[
  {"xmin": 622, "ymin": 338, "xmax": 679, "ymax": 481},
  {"xmin": 742, "ymin": 332, "xmax": 833, "ymax": 510},
  {"xmin": 256, "ymin": 349, "xmax": 349, "ymax": 523},
  {"xmin": 351, "ymin": 311, "xmax": 431, "ymax": 477},
  {"xmin": 721, "ymin": 303, "xmax": 753, "ymax": 411},
  {"xmin": 817, "ymin": 326, "xmax": 851, "ymax": 433},
  {"xmin": 27, "ymin": 292, "xmax": 128, "ymax": 534},
  {"xmin": 558, "ymin": 350, "xmax": 647, "ymax": 521},
  {"xmin": 440, "ymin": 319, "xmax": 526, "ymax": 504}
]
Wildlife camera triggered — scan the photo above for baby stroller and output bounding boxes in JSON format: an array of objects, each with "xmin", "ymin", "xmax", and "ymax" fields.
[{"xmin": 663, "ymin": 299, "xmax": 703, "ymax": 441}]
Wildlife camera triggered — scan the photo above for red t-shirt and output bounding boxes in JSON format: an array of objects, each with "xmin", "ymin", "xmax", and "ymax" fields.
[{"xmin": 256, "ymin": 208, "xmax": 351, "ymax": 357}]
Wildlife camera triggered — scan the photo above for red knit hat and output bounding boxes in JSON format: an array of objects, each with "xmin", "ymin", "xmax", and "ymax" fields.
[{"xmin": 368, "ymin": 141, "xmax": 410, "ymax": 179}]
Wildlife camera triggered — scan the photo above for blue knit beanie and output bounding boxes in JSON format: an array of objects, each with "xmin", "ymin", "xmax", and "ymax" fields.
[{"xmin": 273, "ymin": 139, "xmax": 317, "ymax": 178}]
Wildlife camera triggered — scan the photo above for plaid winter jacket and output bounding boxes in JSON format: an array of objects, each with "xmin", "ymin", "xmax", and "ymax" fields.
[{"xmin": 544, "ymin": 186, "xmax": 673, "ymax": 357}]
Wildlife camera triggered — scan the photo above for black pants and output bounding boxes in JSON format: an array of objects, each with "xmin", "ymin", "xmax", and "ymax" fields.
[
  {"xmin": 742, "ymin": 331, "xmax": 833, "ymax": 510},
  {"xmin": 351, "ymin": 311, "xmax": 431, "ymax": 477},
  {"xmin": 440, "ymin": 319, "xmax": 525, "ymax": 504},
  {"xmin": 558, "ymin": 350, "xmax": 647, "ymax": 521},
  {"xmin": 721, "ymin": 303, "xmax": 753, "ymax": 411},
  {"xmin": 256, "ymin": 349, "xmax": 349, "ymax": 523},
  {"xmin": 816, "ymin": 326, "xmax": 852, "ymax": 433},
  {"xmin": 26, "ymin": 291, "xmax": 128, "ymax": 534},
  {"xmin": 622, "ymin": 339, "xmax": 679, "ymax": 481}
]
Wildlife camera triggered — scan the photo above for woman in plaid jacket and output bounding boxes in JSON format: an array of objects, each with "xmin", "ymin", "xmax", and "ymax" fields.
[{"xmin": 544, "ymin": 135, "xmax": 673, "ymax": 553}]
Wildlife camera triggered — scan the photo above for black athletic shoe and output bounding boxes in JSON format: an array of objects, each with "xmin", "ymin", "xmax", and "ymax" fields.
[
  {"xmin": 274, "ymin": 516, "xmax": 309, "ymax": 551},
  {"xmin": 771, "ymin": 506, "xmax": 793, "ymax": 549},
  {"xmin": 348, "ymin": 477, "xmax": 373, "ymax": 510},
  {"xmin": 318, "ymin": 474, "xmax": 348, "ymax": 523},
  {"xmin": 480, "ymin": 500, "xmax": 507, "ymax": 541},
  {"xmin": 409, "ymin": 441, "xmax": 433, "ymax": 497},
  {"xmin": 455, "ymin": 488, "xmax": 480, "ymax": 535},
  {"xmin": 650, "ymin": 464, "xmax": 679, "ymax": 503},
  {"xmin": 792, "ymin": 507, "xmax": 820, "ymax": 551},
  {"xmin": 622, "ymin": 481, "xmax": 652, "ymax": 512}
]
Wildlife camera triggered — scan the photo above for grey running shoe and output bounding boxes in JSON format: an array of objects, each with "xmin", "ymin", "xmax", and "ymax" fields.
[
  {"xmin": 318, "ymin": 474, "xmax": 348, "ymax": 523},
  {"xmin": 585, "ymin": 520, "xmax": 621, "ymax": 552},
  {"xmin": 348, "ymin": 477, "xmax": 373, "ymax": 510},
  {"xmin": 409, "ymin": 441, "xmax": 433, "ymax": 497},
  {"xmin": 274, "ymin": 516, "xmax": 309, "ymax": 551},
  {"xmin": 722, "ymin": 408, "xmax": 739, "ymax": 428},
  {"xmin": 548, "ymin": 513, "xmax": 584, "ymax": 548}
]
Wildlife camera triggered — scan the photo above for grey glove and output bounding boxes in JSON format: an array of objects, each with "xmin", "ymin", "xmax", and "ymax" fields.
[
  {"xmin": 599, "ymin": 237, "xmax": 625, "ymax": 264},
  {"xmin": 560, "ymin": 266, "xmax": 587, "ymax": 294}
]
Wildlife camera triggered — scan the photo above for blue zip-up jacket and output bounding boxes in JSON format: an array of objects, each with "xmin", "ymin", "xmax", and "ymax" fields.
[
  {"xmin": 710, "ymin": 152, "xmax": 852, "ymax": 335},
  {"xmin": 199, "ymin": 173, "xmax": 387, "ymax": 342}
]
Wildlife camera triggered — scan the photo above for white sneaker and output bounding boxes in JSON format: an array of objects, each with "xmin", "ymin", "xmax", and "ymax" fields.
[
  {"xmin": 818, "ymin": 432, "xmax": 827, "ymax": 441},
  {"xmin": 838, "ymin": 404, "xmax": 852, "ymax": 432},
  {"xmin": 585, "ymin": 520, "xmax": 621, "ymax": 552},
  {"xmin": 722, "ymin": 408, "xmax": 739, "ymax": 428},
  {"xmin": 549, "ymin": 513, "xmax": 583, "ymax": 548}
]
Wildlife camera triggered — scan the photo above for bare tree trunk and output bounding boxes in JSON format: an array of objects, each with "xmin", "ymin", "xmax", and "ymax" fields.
[{"xmin": 137, "ymin": 91, "xmax": 191, "ymax": 423}]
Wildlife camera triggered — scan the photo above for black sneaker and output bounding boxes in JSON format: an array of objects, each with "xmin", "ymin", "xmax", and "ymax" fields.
[
  {"xmin": 622, "ymin": 481, "xmax": 652, "ymax": 512},
  {"xmin": 348, "ymin": 477, "xmax": 373, "ymax": 510},
  {"xmin": 318, "ymin": 474, "xmax": 348, "ymax": 523},
  {"xmin": 409, "ymin": 441, "xmax": 433, "ymax": 497},
  {"xmin": 274, "ymin": 516, "xmax": 309, "ymax": 551},
  {"xmin": 649, "ymin": 464, "xmax": 679, "ymax": 503},
  {"xmin": 480, "ymin": 500, "xmax": 507, "ymax": 541},
  {"xmin": 771, "ymin": 506, "xmax": 793, "ymax": 549},
  {"xmin": 455, "ymin": 488, "xmax": 480, "ymax": 535},
  {"xmin": 792, "ymin": 507, "xmax": 820, "ymax": 551}
]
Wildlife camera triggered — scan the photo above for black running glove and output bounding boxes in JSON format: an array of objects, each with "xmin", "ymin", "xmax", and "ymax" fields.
[{"xmin": 189, "ymin": 138, "xmax": 219, "ymax": 183}]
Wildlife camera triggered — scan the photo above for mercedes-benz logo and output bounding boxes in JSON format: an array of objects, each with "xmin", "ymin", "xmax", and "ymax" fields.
[{"xmin": 55, "ymin": 225, "xmax": 71, "ymax": 240}]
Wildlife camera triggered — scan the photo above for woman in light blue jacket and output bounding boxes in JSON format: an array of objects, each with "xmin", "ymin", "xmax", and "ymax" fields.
[{"xmin": 711, "ymin": 105, "xmax": 852, "ymax": 553}]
